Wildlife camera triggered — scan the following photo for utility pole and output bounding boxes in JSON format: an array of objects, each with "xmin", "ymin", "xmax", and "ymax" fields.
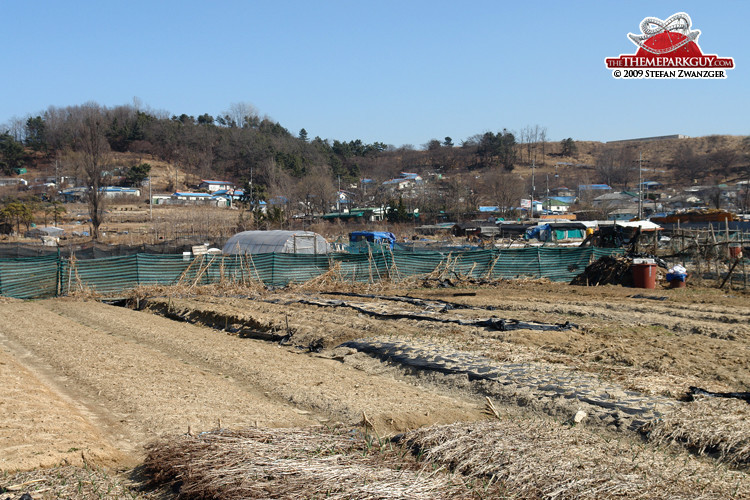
[
  {"xmin": 638, "ymin": 152, "xmax": 643, "ymax": 219},
  {"xmin": 149, "ymin": 172, "xmax": 152, "ymax": 220},
  {"xmin": 531, "ymin": 160, "xmax": 536, "ymax": 217}
]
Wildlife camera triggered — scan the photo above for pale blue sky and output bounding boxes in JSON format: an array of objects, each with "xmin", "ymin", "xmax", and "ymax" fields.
[{"xmin": 1, "ymin": 1, "xmax": 747, "ymax": 146}]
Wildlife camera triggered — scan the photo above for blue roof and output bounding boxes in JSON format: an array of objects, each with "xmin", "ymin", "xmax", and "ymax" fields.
[
  {"xmin": 200, "ymin": 180, "xmax": 233, "ymax": 185},
  {"xmin": 479, "ymin": 206, "xmax": 500, "ymax": 212},
  {"xmin": 174, "ymin": 192, "xmax": 212, "ymax": 197},
  {"xmin": 579, "ymin": 184, "xmax": 612, "ymax": 190}
]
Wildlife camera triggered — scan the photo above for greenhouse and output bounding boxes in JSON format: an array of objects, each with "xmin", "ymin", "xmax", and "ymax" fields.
[{"xmin": 221, "ymin": 230, "xmax": 331, "ymax": 255}]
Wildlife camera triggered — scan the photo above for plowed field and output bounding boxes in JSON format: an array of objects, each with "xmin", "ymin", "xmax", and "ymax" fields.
[{"xmin": 1, "ymin": 281, "xmax": 748, "ymax": 498}]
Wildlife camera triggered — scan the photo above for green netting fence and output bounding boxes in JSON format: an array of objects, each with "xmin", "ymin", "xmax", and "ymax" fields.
[{"xmin": 0, "ymin": 247, "xmax": 621, "ymax": 299}]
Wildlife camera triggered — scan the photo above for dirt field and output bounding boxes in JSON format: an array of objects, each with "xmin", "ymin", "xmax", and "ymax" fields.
[{"xmin": 1, "ymin": 281, "xmax": 749, "ymax": 498}]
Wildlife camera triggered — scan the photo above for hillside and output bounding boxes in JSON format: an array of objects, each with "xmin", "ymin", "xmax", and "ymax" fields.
[
  {"xmin": 2, "ymin": 104, "xmax": 748, "ymax": 239},
  {"xmin": 16, "ymin": 134, "xmax": 750, "ymax": 195}
]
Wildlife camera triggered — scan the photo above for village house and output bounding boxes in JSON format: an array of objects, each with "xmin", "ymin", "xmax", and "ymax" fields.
[
  {"xmin": 102, "ymin": 186, "xmax": 141, "ymax": 198},
  {"xmin": 198, "ymin": 179, "xmax": 235, "ymax": 192},
  {"xmin": 0, "ymin": 177, "xmax": 28, "ymax": 187},
  {"xmin": 381, "ymin": 172, "xmax": 423, "ymax": 193},
  {"xmin": 540, "ymin": 197, "xmax": 572, "ymax": 214},
  {"xmin": 592, "ymin": 191, "xmax": 638, "ymax": 209},
  {"xmin": 171, "ymin": 191, "xmax": 229, "ymax": 207}
]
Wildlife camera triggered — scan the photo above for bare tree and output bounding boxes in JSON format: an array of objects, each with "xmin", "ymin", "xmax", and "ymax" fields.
[
  {"xmin": 75, "ymin": 105, "xmax": 111, "ymax": 240},
  {"xmin": 596, "ymin": 145, "xmax": 636, "ymax": 188},
  {"xmin": 225, "ymin": 102, "xmax": 259, "ymax": 128},
  {"xmin": 530, "ymin": 125, "xmax": 540, "ymax": 165},
  {"xmin": 521, "ymin": 125, "xmax": 539, "ymax": 166},
  {"xmin": 538, "ymin": 127, "xmax": 547, "ymax": 165},
  {"xmin": 484, "ymin": 169, "xmax": 526, "ymax": 216},
  {"xmin": 709, "ymin": 148, "xmax": 737, "ymax": 172},
  {"xmin": 4, "ymin": 116, "xmax": 27, "ymax": 142},
  {"xmin": 672, "ymin": 143, "xmax": 704, "ymax": 182},
  {"xmin": 295, "ymin": 164, "xmax": 335, "ymax": 215}
]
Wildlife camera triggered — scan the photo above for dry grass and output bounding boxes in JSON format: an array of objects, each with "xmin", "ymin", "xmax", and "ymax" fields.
[
  {"xmin": 140, "ymin": 417, "xmax": 750, "ymax": 499},
  {"xmin": 143, "ymin": 426, "xmax": 480, "ymax": 499},
  {"xmin": 127, "ymin": 282, "xmax": 266, "ymax": 302},
  {"xmin": 401, "ymin": 416, "xmax": 750, "ymax": 499},
  {"xmin": 0, "ymin": 465, "xmax": 155, "ymax": 499},
  {"xmin": 642, "ymin": 397, "xmax": 750, "ymax": 466}
]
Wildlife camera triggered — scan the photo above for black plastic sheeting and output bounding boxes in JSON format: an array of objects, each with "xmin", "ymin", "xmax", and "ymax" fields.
[
  {"xmin": 688, "ymin": 386, "xmax": 750, "ymax": 403},
  {"xmin": 294, "ymin": 297, "xmax": 576, "ymax": 332},
  {"xmin": 321, "ymin": 291, "xmax": 497, "ymax": 312}
]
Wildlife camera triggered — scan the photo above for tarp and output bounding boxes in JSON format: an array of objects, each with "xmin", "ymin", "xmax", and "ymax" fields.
[
  {"xmin": 547, "ymin": 222, "xmax": 585, "ymax": 241},
  {"xmin": 350, "ymin": 231, "xmax": 396, "ymax": 249},
  {"xmin": 615, "ymin": 220, "xmax": 662, "ymax": 231},
  {"xmin": 525, "ymin": 224, "xmax": 550, "ymax": 241},
  {"xmin": 222, "ymin": 230, "xmax": 331, "ymax": 255}
]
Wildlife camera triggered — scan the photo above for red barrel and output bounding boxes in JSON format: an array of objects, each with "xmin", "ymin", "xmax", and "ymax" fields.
[
  {"xmin": 729, "ymin": 244, "xmax": 743, "ymax": 259},
  {"xmin": 632, "ymin": 261, "xmax": 657, "ymax": 289}
]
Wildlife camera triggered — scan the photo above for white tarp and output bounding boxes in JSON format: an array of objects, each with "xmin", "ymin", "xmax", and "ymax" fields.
[
  {"xmin": 615, "ymin": 220, "xmax": 662, "ymax": 231},
  {"xmin": 222, "ymin": 230, "xmax": 331, "ymax": 255}
]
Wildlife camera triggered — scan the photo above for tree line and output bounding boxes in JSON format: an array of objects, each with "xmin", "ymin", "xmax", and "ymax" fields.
[
  {"xmin": 5, "ymin": 99, "xmax": 745, "ymax": 238},
  {"xmin": 1, "ymin": 102, "xmax": 550, "ymax": 236}
]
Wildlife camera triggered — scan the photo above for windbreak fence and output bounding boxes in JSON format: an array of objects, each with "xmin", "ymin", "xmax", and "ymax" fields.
[
  {"xmin": 0, "ymin": 247, "xmax": 619, "ymax": 299},
  {"xmin": 0, "ymin": 237, "xmax": 225, "ymax": 260}
]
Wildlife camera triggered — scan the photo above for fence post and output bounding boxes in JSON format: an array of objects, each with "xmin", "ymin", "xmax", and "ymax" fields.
[
  {"xmin": 135, "ymin": 253, "xmax": 141, "ymax": 288},
  {"xmin": 271, "ymin": 253, "xmax": 276, "ymax": 287},
  {"xmin": 537, "ymin": 247, "xmax": 543, "ymax": 278},
  {"xmin": 56, "ymin": 248, "xmax": 62, "ymax": 297}
]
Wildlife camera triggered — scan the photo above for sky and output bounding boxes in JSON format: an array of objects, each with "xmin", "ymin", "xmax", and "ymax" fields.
[{"xmin": 1, "ymin": 0, "xmax": 748, "ymax": 147}]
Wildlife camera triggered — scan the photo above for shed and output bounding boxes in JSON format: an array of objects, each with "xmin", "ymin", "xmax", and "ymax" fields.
[
  {"xmin": 496, "ymin": 223, "xmax": 531, "ymax": 239},
  {"xmin": 525, "ymin": 222, "xmax": 587, "ymax": 242},
  {"xmin": 222, "ymin": 230, "xmax": 331, "ymax": 255},
  {"xmin": 452, "ymin": 221, "xmax": 499, "ymax": 238}
]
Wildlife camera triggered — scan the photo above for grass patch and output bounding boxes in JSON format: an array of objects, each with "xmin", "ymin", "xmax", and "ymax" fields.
[
  {"xmin": 642, "ymin": 396, "xmax": 750, "ymax": 466},
  {"xmin": 143, "ymin": 426, "xmax": 477, "ymax": 499}
]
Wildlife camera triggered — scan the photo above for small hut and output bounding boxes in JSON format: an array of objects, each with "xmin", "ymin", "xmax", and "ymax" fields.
[{"xmin": 222, "ymin": 230, "xmax": 331, "ymax": 255}]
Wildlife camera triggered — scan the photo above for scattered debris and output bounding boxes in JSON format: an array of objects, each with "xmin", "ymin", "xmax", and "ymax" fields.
[
  {"xmin": 571, "ymin": 254, "xmax": 669, "ymax": 287},
  {"xmin": 570, "ymin": 255, "xmax": 634, "ymax": 286},
  {"xmin": 574, "ymin": 410, "xmax": 588, "ymax": 424},
  {"xmin": 629, "ymin": 294, "xmax": 668, "ymax": 301}
]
